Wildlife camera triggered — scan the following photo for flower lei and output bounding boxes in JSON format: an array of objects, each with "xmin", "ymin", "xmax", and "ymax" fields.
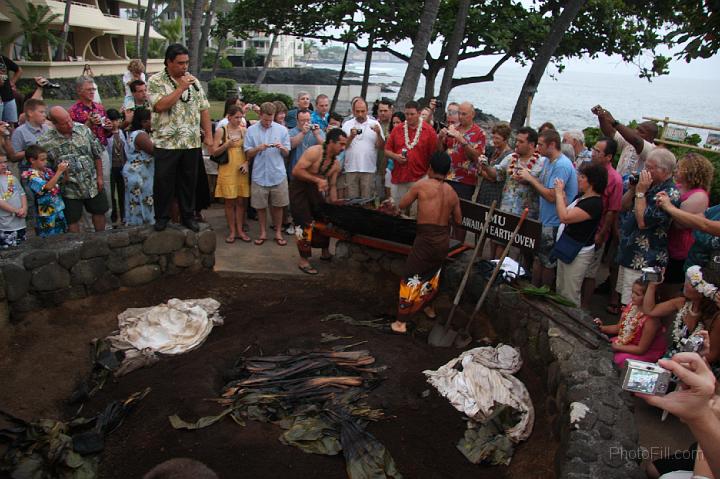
[
  {"xmin": 403, "ymin": 119, "xmax": 423, "ymax": 151},
  {"xmin": 671, "ymin": 301, "xmax": 704, "ymax": 347},
  {"xmin": 509, "ymin": 153, "xmax": 539, "ymax": 175},
  {"xmin": 317, "ymin": 142, "xmax": 335, "ymax": 177},
  {"xmin": 1, "ymin": 171, "xmax": 15, "ymax": 200},
  {"xmin": 617, "ymin": 305, "xmax": 644, "ymax": 345},
  {"xmin": 686, "ymin": 265, "xmax": 719, "ymax": 299}
]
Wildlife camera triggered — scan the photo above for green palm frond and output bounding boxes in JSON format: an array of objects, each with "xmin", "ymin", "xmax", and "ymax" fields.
[{"xmin": 5, "ymin": 1, "xmax": 66, "ymax": 60}]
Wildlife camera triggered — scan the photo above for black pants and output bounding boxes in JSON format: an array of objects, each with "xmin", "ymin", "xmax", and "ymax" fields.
[
  {"xmin": 154, "ymin": 147, "xmax": 199, "ymax": 222},
  {"xmin": 110, "ymin": 166, "xmax": 125, "ymax": 222}
]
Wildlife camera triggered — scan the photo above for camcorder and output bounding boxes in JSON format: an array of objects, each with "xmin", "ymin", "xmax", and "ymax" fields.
[
  {"xmin": 641, "ymin": 267, "xmax": 663, "ymax": 283},
  {"xmin": 38, "ymin": 78, "xmax": 61, "ymax": 89},
  {"xmin": 622, "ymin": 359, "xmax": 671, "ymax": 396}
]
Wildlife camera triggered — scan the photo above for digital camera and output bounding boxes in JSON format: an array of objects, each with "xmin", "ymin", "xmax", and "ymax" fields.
[
  {"xmin": 679, "ymin": 335, "xmax": 705, "ymax": 353},
  {"xmin": 628, "ymin": 174, "xmax": 640, "ymax": 186},
  {"xmin": 310, "ymin": 124, "xmax": 320, "ymax": 131},
  {"xmin": 352, "ymin": 128, "xmax": 362, "ymax": 135},
  {"xmin": 622, "ymin": 359, "xmax": 671, "ymax": 395},
  {"xmin": 641, "ymin": 267, "xmax": 662, "ymax": 283}
]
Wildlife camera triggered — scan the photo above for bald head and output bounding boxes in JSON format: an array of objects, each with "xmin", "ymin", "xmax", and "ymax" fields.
[
  {"xmin": 458, "ymin": 102, "xmax": 475, "ymax": 127},
  {"xmin": 49, "ymin": 106, "xmax": 74, "ymax": 135}
]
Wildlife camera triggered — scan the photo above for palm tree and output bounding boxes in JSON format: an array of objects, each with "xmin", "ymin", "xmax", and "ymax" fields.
[
  {"xmin": 188, "ymin": 0, "xmax": 207, "ymax": 74},
  {"xmin": 140, "ymin": 0, "xmax": 155, "ymax": 65},
  {"xmin": 6, "ymin": 2, "xmax": 65, "ymax": 61},
  {"xmin": 157, "ymin": 18, "xmax": 183, "ymax": 45},
  {"xmin": 55, "ymin": 0, "xmax": 71, "ymax": 61}
]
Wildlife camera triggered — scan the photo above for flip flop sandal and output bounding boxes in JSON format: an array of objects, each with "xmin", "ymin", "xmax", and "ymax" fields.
[
  {"xmin": 238, "ymin": 235, "xmax": 252, "ymax": 243},
  {"xmin": 254, "ymin": 238, "xmax": 266, "ymax": 246},
  {"xmin": 225, "ymin": 236, "xmax": 236, "ymax": 244},
  {"xmin": 298, "ymin": 265, "xmax": 318, "ymax": 275},
  {"xmin": 275, "ymin": 238, "xmax": 287, "ymax": 246}
]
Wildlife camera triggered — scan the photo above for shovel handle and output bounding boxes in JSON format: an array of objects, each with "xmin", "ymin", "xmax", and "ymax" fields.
[
  {"xmin": 464, "ymin": 208, "xmax": 529, "ymax": 332},
  {"xmin": 443, "ymin": 201, "xmax": 497, "ymax": 327}
]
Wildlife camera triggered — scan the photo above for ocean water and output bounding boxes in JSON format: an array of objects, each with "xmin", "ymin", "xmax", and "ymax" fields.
[{"xmin": 310, "ymin": 61, "xmax": 720, "ymax": 135}]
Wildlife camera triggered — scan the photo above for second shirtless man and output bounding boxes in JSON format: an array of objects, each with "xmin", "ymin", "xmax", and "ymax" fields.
[{"xmin": 391, "ymin": 151, "xmax": 461, "ymax": 334}]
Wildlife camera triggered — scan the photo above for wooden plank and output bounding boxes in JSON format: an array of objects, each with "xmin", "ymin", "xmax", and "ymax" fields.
[
  {"xmin": 519, "ymin": 296, "xmax": 602, "ymax": 349},
  {"xmin": 653, "ymin": 138, "xmax": 720, "ymax": 155},
  {"xmin": 642, "ymin": 116, "xmax": 720, "ymax": 132}
]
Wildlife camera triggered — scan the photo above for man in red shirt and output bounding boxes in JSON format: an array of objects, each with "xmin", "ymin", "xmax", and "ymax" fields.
[
  {"xmin": 384, "ymin": 101, "xmax": 438, "ymax": 217},
  {"xmin": 438, "ymin": 101, "xmax": 485, "ymax": 241},
  {"xmin": 582, "ymin": 136, "xmax": 622, "ymax": 307}
]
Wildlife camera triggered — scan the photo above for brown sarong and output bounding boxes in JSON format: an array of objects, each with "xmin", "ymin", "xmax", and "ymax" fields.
[
  {"xmin": 289, "ymin": 178, "xmax": 330, "ymax": 258},
  {"xmin": 398, "ymin": 224, "xmax": 450, "ymax": 316}
]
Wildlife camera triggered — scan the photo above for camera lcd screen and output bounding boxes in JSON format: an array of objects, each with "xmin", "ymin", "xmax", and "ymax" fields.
[{"xmin": 626, "ymin": 368, "xmax": 659, "ymax": 394}]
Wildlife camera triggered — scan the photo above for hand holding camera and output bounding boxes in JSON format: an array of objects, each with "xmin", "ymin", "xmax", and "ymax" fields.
[
  {"xmin": 641, "ymin": 267, "xmax": 664, "ymax": 284},
  {"xmin": 352, "ymin": 127, "xmax": 363, "ymax": 136},
  {"xmin": 57, "ymin": 161, "xmax": 69, "ymax": 173},
  {"xmin": 636, "ymin": 170, "xmax": 653, "ymax": 193}
]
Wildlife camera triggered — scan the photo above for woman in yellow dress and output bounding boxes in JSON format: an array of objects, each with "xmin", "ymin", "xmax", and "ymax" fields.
[{"xmin": 213, "ymin": 105, "xmax": 251, "ymax": 243}]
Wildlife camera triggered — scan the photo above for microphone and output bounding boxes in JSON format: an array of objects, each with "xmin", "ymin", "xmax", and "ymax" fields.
[{"xmin": 185, "ymin": 73, "xmax": 200, "ymax": 91}]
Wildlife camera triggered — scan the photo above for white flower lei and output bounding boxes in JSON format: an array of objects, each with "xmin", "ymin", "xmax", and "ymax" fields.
[
  {"xmin": 687, "ymin": 265, "xmax": 719, "ymax": 299},
  {"xmin": 671, "ymin": 301, "xmax": 704, "ymax": 347},
  {"xmin": 403, "ymin": 119, "xmax": 423, "ymax": 150},
  {"xmin": 617, "ymin": 305, "xmax": 643, "ymax": 345}
]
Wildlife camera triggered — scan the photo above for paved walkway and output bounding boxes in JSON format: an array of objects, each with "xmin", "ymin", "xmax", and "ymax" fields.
[{"xmin": 205, "ymin": 203, "xmax": 334, "ymax": 276}]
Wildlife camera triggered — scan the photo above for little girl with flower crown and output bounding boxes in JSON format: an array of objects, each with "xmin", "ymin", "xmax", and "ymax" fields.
[
  {"xmin": 642, "ymin": 265, "xmax": 719, "ymax": 375},
  {"xmin": 594, "ymin": 279, "xmax": 667, "ymax": 368}
]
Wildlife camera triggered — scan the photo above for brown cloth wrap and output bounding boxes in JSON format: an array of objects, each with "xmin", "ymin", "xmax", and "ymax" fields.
[{"xmin": 289, "ymin": 178, "xmax": 330, "ymax": 258}]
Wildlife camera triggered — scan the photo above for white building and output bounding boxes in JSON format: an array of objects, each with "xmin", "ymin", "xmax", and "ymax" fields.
[{"xmin": 224, "ymin": 32, "xmax": 304, "ymax": 68}]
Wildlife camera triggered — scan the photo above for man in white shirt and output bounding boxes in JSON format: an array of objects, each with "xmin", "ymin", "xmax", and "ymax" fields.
[
  {"xmin": 341, "ymin": 98, "xmax": 385, "ymax": 198},
  {"xmin": 594, "ymin": 107, "xmax": 657, "ymax": 177}
]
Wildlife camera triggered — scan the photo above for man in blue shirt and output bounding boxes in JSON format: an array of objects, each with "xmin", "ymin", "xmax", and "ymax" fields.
[
  {"xmin": 289, "ymin": 109, "xmax": 325, "ymax": 177},
  {"xmin": 310, "ymin": 94, "xmax": 330, "ymax": 131},
  {"xmin": 519, "ymin": 129, "xmax": 578, "ymax": 288},
  {"xmin": 244, "ymin": 102, "xmax": 291, "ymax": 246}
]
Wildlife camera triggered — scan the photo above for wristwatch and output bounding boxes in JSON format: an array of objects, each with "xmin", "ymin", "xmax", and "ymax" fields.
[{"xmin": 635, "ymin": 192, "xmax": 645, "ymax": 198}]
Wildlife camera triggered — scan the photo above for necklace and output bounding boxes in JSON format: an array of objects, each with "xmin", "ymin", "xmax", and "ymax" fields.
[
  {"xmin": 317, "ymin": 143, "xmax": 335, "ymax": 177},
  {"xmin": 509, "ymin": 153, "xmax": 539, "ymax": 175},
  {"xmin": 1, "ymin": 171, "xmax": 15, "ymax": 200},
  {"xmin": 403, "ymin": 120, "xmax": 423, "ymax": 150},
  {"xmin": 166, "ymin": 69, "xmax": 191, "ymax": 103},
  {"xmin": 617, "ymin": 305, "xmax": 644, "ymax": 345},
  {"xmin": 671, "ymin": 301, "xmax": 704, "ymax": 348}
]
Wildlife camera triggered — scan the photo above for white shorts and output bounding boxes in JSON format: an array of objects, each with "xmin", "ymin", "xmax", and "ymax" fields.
[{"xmin": 616, "ymin": 266, "xmax": 643, "ymax": 305}]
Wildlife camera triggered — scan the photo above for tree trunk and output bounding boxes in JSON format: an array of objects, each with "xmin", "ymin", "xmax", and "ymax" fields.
[
  {"xmin": 136, "ymin": 0, "xmax": 141, "ymax": 56},
  {"xmin": 395, "ymin": 0, "xmax": 441, "ymax": 105},
  {"xmin": 55, "ymin": 0, "xmax": 71, "ymax": 61},
  {"xmin": 211, "ymin": 37, "xmax": 225, "ymax": 76},
  {"xmin": 437, "ymin": 0, "xmax": 471, "ymax": 105},
  {"xmin": 510, "ymin": 0, "xmax": 588, "ymax": 129},
  {"xmin": 188, "ymin": 0, "xmax": 206, "ymax": 74},
  {"xmin": 255, "ymin": 32, "xmax": 278, "ymax": 86},
  {"xmin": 422, "ymin": 60, "xmax": 440, "ymax": 101},
  {"xmin": 140, "ymin": 0, "xmax": 155, "ymax": 66},
  {"xmin": 360, "ymin": 34, "xmax": 374, "ymax": 99},
  {"xmin": 330, "ymin": 41, "xmax": 351, "ymax": 113},
  {"xmin": 197, "ymin": 0, "xmax": 216, "ymax": 71}
]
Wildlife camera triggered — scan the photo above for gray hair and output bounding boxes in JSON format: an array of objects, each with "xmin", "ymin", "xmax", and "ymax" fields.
[
  {"xmin": 564, "ymin": 130, "xmax": 585, "ymax": 145},
  {"xmin": 75, "ymin": 76, "xmax": 94, "ymax": 91},
  {"xmin": 648, "ymin": 148, "xmax": 677, "ymax": 173},
  {"xmin": 296, "ymin": 91, "xmax": 310, "ymax": 101},
  {"xmin": 561, "ymin": 143, "xmax": 576, "ymax": 161}
]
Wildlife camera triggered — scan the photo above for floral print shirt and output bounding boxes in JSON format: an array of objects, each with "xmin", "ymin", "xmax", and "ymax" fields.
[
  {"xmin": 147, "ymin": 69, "xmax": 210, "ymax": 150},
  {"xmin": 617, "ymin": 177, "xmax": 680, "ymax": 270},
  {"xmin": 22, "ymin": 168, "xmax": 66, "ymax": 237},
  {"xmin": 686, "ymin": 204, "xmax": 720, "ymax": 270},
  {"xmin": 443, "ymin": 123, "xmax": 486, "ymax": 186},
  {"xmin": 68, "ymin": 101, "xmax": 109, "ymax": 146},
  {"xmin": 38, "ymin": 124, "xmax": 104, "ymax": 200},
  {"xmin": 494, "ymin": 152, "xmax": 545, "ymax": 219}
]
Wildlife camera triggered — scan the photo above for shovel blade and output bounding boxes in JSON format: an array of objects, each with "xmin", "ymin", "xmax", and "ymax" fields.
[
  {"xmin": 454, "ymin": 331, "xmax": 473, "ymax": 349},
  {"xmin": 428, "ymin": 322, "xmax": 458, "ymax": 347}
]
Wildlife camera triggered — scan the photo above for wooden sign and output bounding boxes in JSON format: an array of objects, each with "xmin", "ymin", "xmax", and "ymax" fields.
[{"xmin": 458, "ymin": 199, "xmax": 542, "ymax": 253}]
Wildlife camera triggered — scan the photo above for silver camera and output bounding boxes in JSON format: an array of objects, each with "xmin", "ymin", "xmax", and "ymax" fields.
[
  {"xmin": 679, "ymin": 335, "xmax": 704, "ymax": 353},
  {"xmin": 641, "ymin": 267, "xmax": 662, "ymax": 283},
  {"xmin": 622, "ymin": 359, "xmax": 671, "ymax": 395}
]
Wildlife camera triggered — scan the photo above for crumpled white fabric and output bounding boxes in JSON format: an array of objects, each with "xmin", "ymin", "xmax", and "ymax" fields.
[
  {"xmin": 490, "ymin": 257, "xmax": 526, "ymax": 282},
  {"xmin": 107, "ymin": 298, "xmax": 223, "ymax": 356},
  {"xmin": 423, "ymin": 344, "xmax": 534, "ymax": 443}
]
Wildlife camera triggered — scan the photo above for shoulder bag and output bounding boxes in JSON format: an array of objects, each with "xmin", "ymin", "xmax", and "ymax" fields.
[
  {"xmin": 550, "ymin": 197, "xmax": 598, "ymax": 264},
  {"xmin": 210, "ymin": 127, "xmax": 229, "ymax": 165}
]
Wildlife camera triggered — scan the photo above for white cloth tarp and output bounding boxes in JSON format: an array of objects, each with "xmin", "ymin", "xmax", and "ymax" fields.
[
  {"xmin": 107, "ymin": 298, "xmax": 223, "ymax": 358},
  {"xmin": 423, "ymin": 344, "xmax": 534, "ymax": 443}
]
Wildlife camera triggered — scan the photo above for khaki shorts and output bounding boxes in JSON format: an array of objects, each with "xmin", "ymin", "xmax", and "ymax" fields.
[
  {"xmin": 345, "ymin": 171, "xmax": 375, "ymax": 199},
  {"xmin": 584, "ymin": 247, "xmax": 605, "ymax": 279},
  {"xmin": 616, "ymin": 266, "xmax": 643, "ymax": 305},
  {"xmin": 392, "ymin": 181, "xmax": 418, "ymax": 218},
  {"xmin": 251, "ymin": 179, "xmax": 289, "ymax": 209}
]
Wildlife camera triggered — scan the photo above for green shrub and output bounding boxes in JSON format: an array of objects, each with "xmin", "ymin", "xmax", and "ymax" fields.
[
  {"xmin": 207, "ymin": 77, "xmax": 237, "ymax": 101},
  {"xmin": 239, "ymin": 84, "xmax": 292, "ymax": 109},
  {"xmin": 219, "ymin": 57, "xmax": 233, "ymax": 69}
]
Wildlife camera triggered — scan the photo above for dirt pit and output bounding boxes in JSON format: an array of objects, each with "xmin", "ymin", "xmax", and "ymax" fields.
[{"xmin": 0, "ymin": 271, "xmax": 558, "ymax": 478}]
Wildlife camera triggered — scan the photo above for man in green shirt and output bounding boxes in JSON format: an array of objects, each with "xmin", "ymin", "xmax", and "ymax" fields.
[{"xmin": 147, "ymin": 43, "xmax": 212, "ymax": 232}]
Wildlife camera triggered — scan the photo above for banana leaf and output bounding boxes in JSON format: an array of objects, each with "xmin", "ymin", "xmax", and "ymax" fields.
[{"xmin": 168, "ymin": 407, "xmax": 235, "ymax": 430}]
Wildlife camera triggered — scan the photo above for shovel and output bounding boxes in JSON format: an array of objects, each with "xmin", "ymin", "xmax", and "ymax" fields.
[
  {"xmin": 454, "ymin": 208, "xmax": 529, "ymax": 349},
  {"xmin": 428, "ymin": 201, "xmax": 497, "ymax": 347}
]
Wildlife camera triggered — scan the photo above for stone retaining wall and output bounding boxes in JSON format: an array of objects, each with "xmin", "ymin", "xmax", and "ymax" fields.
[
  {"xmin": 0, "ymin": 225, "xmax": 216, "ymax": 322},
  {"xmin": 335, "ymin": 241, "xmax": 644, "ymax": 478}
]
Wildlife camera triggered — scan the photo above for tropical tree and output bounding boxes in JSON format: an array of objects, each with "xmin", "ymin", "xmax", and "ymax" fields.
[
  {"xmin": 55, "ymin": 0, "xmax": 71, "ymax": 61},
  {"xmin": 5, "ymin": 2, "xmax": 64, "ymax": 61},
  {"xmin": 157, "ymin": 18, "xmax": 183, "ymax": 45},
  {"xmin": 243, "ymin": 46, "xmax": 258, "ymax": 67},
  {"xmin": 255, "ymin": 32, "xmax": 278, "ymax": 86},
  {"xmin": 188, "ymin": 0, "xmax": 207, "ymax": 74},
  {"xmin": 140, "ymin": 0, "xmax": 155, "ymax": 65}
]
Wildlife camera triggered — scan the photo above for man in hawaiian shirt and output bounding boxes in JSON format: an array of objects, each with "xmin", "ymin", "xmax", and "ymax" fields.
[
  {"xmin": 39, "ymin": 107, "xmax": 108, "ymax": 232},
  {"xmin": 562, "ymin": 130, "xmax": 592, "ymax": 170},
  {"xmin": 148, "ymin": 43, "xmax": 212, "ymax": 232},
  {"xmin": 616, "ymin": 148, "xmax": 680, "ymax": 306},
  {"xmin": 437, "ymin": 101, "xmax": 485, "ymax": 242}
]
